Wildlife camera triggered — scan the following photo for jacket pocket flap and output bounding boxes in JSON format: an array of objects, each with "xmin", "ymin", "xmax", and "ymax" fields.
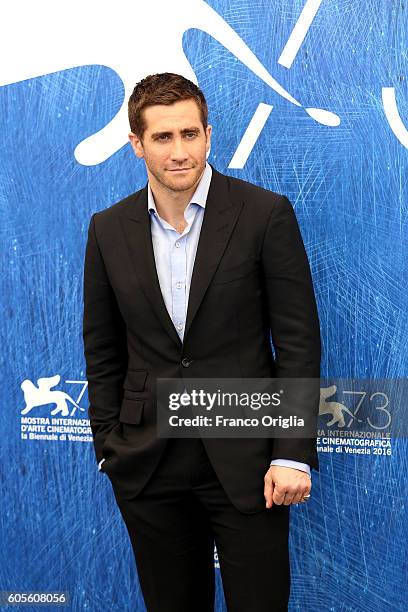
[
  {"xmin": 212, "ymin": 256, "xmax": 256, "ymax": 284},
  {"xmin": 123, "ymin": 369, "xmax": 147, "ymax": 391},
  {"xmin": 119, "ymin": 398, "xmax": 144, "ymax": 425}
]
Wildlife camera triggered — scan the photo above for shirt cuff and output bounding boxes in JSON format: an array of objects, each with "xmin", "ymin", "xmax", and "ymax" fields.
[
  {"xmin": 98, "ymin": 458, "xmax": 106, "ymax": 472},
  {"xmin": 269, "ymin": 459, "xmax": 311, "ymax": 477}
]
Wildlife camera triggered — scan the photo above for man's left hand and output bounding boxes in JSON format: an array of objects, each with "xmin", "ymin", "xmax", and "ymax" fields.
[{"xmin": 264, "ymin": 465, "xmax": 311, "ymax": 508}]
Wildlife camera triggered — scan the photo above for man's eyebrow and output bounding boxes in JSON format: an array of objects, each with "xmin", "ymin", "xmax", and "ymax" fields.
[{"xmin": 180, "ymin": 127, "xmax": 201, "ymax": 134}]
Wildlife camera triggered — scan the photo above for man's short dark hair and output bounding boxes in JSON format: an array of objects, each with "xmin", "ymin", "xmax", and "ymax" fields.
[{"xmin": 128, "ymin": 72, "xmax": 208, "ymax": 139}]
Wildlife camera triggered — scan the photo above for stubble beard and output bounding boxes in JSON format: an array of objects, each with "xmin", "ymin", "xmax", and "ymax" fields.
[{"xmin": 148, "ymin": 158, "xmax": 206, "ymax": 194}]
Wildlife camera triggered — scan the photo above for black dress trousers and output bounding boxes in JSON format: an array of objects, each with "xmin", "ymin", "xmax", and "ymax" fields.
[{"xmin": 111, "ymin": 437, "xmax": 290, "ymax": 612}]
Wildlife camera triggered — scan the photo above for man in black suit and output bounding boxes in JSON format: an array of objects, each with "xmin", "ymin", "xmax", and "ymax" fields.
[{"xmin": 83, "ymin": 72, "xmax": 321, "ymax": 611}]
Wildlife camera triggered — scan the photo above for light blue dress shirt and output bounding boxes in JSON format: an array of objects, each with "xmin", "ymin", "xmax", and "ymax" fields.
[{"xmin": 147, "ymin": 162, "xmax": 311, "ymax": 478}]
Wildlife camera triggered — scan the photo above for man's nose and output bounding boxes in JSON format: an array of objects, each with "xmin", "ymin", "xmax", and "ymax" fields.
[{"xmin": 170, "ymin": 137, "xmax": 188, "ymax": 161}]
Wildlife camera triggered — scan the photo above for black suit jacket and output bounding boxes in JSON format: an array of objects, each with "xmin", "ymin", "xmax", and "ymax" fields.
[{"xmin": 82, "ymin": 165, "xmax": 321, "ymax": 513}]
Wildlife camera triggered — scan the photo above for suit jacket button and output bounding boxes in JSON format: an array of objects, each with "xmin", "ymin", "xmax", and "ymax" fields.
[{"xmin": 181, "ymin": 357, "xmax": 193, "ymax": 367}]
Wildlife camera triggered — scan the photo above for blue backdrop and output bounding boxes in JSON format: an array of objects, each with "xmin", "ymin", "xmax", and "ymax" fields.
[{"xmin": 1, "ymin": 1, "xmax": 407, "ymax": 610}]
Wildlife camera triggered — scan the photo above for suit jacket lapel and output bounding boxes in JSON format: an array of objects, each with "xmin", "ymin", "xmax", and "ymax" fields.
[
  {"xmin": 119, "ymin": 166, "xmax": 244, "ymax": 350},
  {"xmin": 119, "ymin": 187, "xmax": 182, "ymax": 349},
  {"xmin": 184, "ymin": 167, "xmax": 243, "ymax": 341}
]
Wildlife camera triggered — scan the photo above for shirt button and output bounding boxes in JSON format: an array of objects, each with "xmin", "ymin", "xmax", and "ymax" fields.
[
  {"xmin": 181, "ymin": 357, "xmax": 193, "ymax": 367},
  {"xmin": 176, "ymin": 323, "xmax": 183, "ymax": 331},
  {"xmin": 175, "ymin": 241, "xmax": 181, "ymax": 248},
  {"xmin": 176, "ymin": 281, "xmax": 183, "ymax": 289}
]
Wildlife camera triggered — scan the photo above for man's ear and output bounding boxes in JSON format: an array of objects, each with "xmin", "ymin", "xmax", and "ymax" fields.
[
  {"xmin": 128, "ymin": 132, "xmax": 144, "ymax": 159},
  {"xmin": 205, "ymin": 124, "xmax": 212, "ymax": 154},
  {"xmin": 205, "ymin": 124, "xmax": 212, "ymax": 158}
]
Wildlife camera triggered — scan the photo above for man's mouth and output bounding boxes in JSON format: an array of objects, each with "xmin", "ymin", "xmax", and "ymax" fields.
[{"xmin": 167, "ymin": 168, "xmax": 192, "ymax": 172}]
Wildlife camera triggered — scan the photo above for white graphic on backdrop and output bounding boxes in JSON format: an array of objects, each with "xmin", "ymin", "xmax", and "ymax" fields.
[
  {"xmin": 278, "ymin": 0, "xmax": 324, "ymax": 69},
  {"xmin": 229, "ymin": 103, "xmax": 273, "ymax": 169},
  {"xmin": 382, "ymin": 87, "xmax": 408, "ymax": 150},
  {"xmin": 319, "ymin": 385, "xmax": 355, "ymax": 428},
  {"xmin": 19, "ymin": 377, "xmax": 92, "ymax": 444},
  {"xmin": 20, "ymin": 375, "xmax": 85, "ymax": 416},
  {"xmin": 0, "ymin": 0, "xmax": 340, "ymax": 166}
]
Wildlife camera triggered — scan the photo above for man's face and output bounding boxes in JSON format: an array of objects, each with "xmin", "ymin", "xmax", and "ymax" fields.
[{"xmin": 128, "ymin": 98, "xmax": 212, "ymax": 194}]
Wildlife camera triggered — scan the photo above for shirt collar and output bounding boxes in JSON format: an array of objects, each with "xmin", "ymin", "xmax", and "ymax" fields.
[{"xmin": 147, "ymin": 162, "xmax": 212, "ymax": 214}]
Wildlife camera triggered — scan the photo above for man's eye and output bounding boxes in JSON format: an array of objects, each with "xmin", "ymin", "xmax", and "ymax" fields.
[
  {"xmin": 185, "ymin": 133, "xmax": 197, "ymax": 139},
  {"xmin": 158, "ymin": 135, "xmax": 170, "ymax": 141}
]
